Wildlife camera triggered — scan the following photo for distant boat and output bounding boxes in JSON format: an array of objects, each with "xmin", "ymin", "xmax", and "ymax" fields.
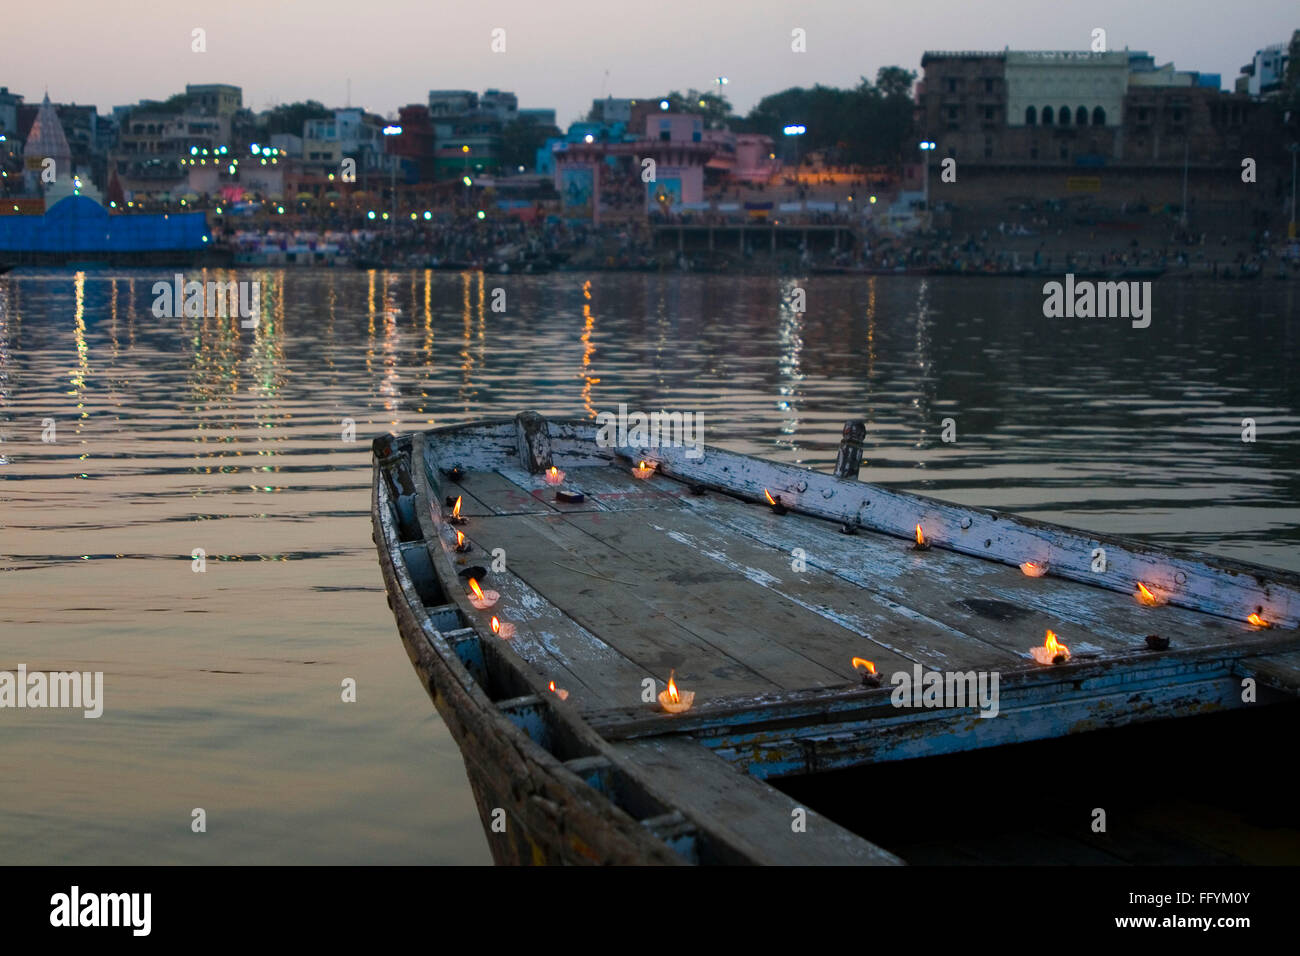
[{"xmin": 0, "ymin": 195, "xmax": 228, "ymax": 267}]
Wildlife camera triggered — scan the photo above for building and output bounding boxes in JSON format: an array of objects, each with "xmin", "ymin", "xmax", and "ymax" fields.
[
  {"xmin": 1237, "ymin": 42, "xmax": 1291, "ymax": 97},
  {"xmin": 913, "ymin": 46, "xmax": 1285, "ymax": 227},
  {"xmin": 480, "ymin": 89, "xmax": 518, "ymax": 122},
  {"xmin": 185, "ymin": 83, "xmax": 242, "ymax": 117},
  {"xmin": 391, "ymin": 104, "xmax": 435, "ymax": 182},
  {"xmin": 915, "ymin": 51, "xmax": 1007, "ymax": 161},
  {"xmin": 1004, "ymin": 50, "xmax": 1127, "ymax": 129},
  {"xmin": 429, "ymin": 90, "xmax": 478, "ymax": 118}
]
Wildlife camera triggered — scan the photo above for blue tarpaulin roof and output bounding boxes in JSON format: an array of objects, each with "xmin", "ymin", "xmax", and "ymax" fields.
[{"xmin": 0, "ymin": 195, "xmax": 210, "ymax": 252}]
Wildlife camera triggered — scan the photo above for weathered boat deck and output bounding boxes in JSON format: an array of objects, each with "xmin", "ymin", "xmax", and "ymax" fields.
[{"xmin": 375, "ymin": 415, "xmax": 1300, "ymax": 863}]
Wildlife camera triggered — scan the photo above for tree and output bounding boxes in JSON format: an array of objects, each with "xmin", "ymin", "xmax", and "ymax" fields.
[
  {"xmin": 658, "ymin": 89, "xmax": 735, "ymax": 127},
  {"xmin": 744, "ymin": 68, "xmax": 916, "ymax": 167},
  {"xmin": 259, "ymin": 101, "xmax": 333, "ymax": 137},
  {"xmin": 500, "ymin": 115, "xmax": 560, "ymax": 172}
]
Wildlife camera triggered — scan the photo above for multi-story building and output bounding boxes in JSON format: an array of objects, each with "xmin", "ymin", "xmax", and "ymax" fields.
[
  {"xmin": 1005, "ymin": 50, "xmax": 1128, "ymax": 130},
  {"xmin": 1237, "ymin": 42, "xmax": 1291, "ymax": 97},
  {"xmin": 185, "ymin": 83, "xmax": 241, "ymax": 117},
  {"xmin": 915, "ymin": 51, "xmax": 1007, "ymax": 162},
  {"xmin": 919, "ymin": 48, "xmax": 1273, "ymax": 168},
  {"xmin": 914, "ymin": 47, "xmax": 1285, "ymax": 223},
  {"xmin": 480, "ymin": 89, "xmax": 518, "ymax": 122},
  {"xmin": 429, "ymin": 90, "xmax": 478, "ymax": 119}
]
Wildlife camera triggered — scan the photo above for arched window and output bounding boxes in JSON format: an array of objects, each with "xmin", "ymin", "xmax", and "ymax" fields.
[
  {"xmin": 1042, "ymin": 106, "xmax": 1053, "ymax": 125},
  {"xmin": 1025, "ymin": 106, "xmax": 1036, "ymax": 125},
  {"xmin": 1076, "ymin": 106, "xmax": 1088, "ymax": 126},
  {"xmin": 1092, "ymin": 106, "xmax": 1106, "ymax": 126},
  {"xmin": 1059, "ymin": 106, "xmax": 1071, "ymax": 126}
]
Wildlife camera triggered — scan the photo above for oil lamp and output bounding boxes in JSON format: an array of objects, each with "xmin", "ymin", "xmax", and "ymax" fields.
[
  {"xmin": 466, "ymin": 577, "xmax": 499, "ymax": 610},
  {"xmin": 1029, "ymin": 629, "xmax": 1070, "ymax": 665},
  {"xmin": 657, "ymin": 670, "xmax": 695, "ymax": 714},
  {"xmin": 852, "ymin": 657, "xmax": 881, "ymax": 687}
]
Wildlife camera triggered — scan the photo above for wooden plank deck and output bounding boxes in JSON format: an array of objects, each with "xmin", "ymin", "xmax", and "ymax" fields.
[{"xmin": 431, "ymin": 451, "xmax": 1298, "ymax": 719}]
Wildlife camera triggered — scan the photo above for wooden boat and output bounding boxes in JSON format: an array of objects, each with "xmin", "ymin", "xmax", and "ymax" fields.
[{"xmin": 372, "ymin": 413, "xmax": 1300, "ymax": 865}]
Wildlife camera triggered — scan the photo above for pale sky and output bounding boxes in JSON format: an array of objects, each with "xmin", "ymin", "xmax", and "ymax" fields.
[{"xmin": 5, "ymin": 0, "xmax": 1295, "ymax": 126}]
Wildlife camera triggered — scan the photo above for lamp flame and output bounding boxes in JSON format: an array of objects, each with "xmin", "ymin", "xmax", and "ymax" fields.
[
  {"xmin": 1135, "ymin": 582, "xmax": 1163, "ymax": 606},
  {"xmin": 1247, "ymin": 612, "xmax": 1271, "ymax": 628},
  {"xmin": 851, "ymin": 657, "xmax": 877, "ymax": 675},
  {"xmin": 468, "ymin": 578, "xmax": 484, "ymax": 601},
  {"xmin": 545, "ymin": 466, "xmax": 565, "ymax": 486},
  {"xmin": 632, "ymin": 460, "xmax": 656, "ymax": 480},
  {"xmin": 491, "ymin": 616, "xmax": 500, "ymax": 634},
  {"xmin": 490, "ymin": 615, "xmax": 514, "ymax": 638},
  {"xmin": 548, "ymin": 680, "xmax": 569, "ymax": 701},
  {"xmin": 455, "ymin": 529, "xmax": 465, "ymax": 548},
  {"xmin": 764, "ymin": 488, "xmax": 777, "ymax": 506},
  {"xmin": 913, "ymin": 523, "xmax": 930, "ymax": 550},
  {"xmin": 1020, "ymin": 561, "xmax": 1048, "ymax": 577},
  {"xmin": 451, "ymin": 495, "xmax": 462, "ymax": 520},
  {"xmin": 1030, "ymin": 629, "xmax": 1070, "ymax": 665},
  {"xmin": 657, "ymin": 669, "xmax": 695, "ymax": 714}
]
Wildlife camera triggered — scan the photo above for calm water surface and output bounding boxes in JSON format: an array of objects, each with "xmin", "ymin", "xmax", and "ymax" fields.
[{"xmin": 1, "ymin": 269, "xmax": 1297, "ymax": 863}]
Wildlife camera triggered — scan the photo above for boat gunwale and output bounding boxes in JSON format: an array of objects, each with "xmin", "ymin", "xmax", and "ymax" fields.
[{"xmin": 372, "ymin": 439, "xmax": 688, "ymax": 865}]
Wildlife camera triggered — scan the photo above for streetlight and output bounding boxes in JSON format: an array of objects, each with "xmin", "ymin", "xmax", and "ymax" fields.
[
  {"xmin": 1288, "ymin": 143, "xmax": 1298, "ymax": 240},
  {"xmin": 382, "ymin": 124, "xmax": 402, "ymax": 229},
  {"xmin": 918, "ymin": 141, "xmax": 936, "ymax": 211},
  {"xmin": 783, "ymin": 124, "xmax": 806, "ymax": 172}
]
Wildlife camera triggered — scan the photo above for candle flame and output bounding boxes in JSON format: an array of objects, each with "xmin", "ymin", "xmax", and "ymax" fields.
[
  {"xmin": 1044, "ymin": 629, "xmax": 1069, "ymax": 660},
  {"xmin": 451, "ymin": 495, "xmax": 462, "ymax": 519},
  {"xmin": 549, "ymin": 466, "xmax": 558, "ymax": 478},
  {"xmin": 1247, "ymin": 612, "xmax": 1271, "ymax": 628},
  {"xmin": 1135, "ymin": 582, "xmax": 1161, "ymax": 606},
  {"xmin": 548, "ymin": 680, "xmax": 557, "ymax": 692},
  {"xmin": 851, "ymin": 657, "xmax": 877, "ymax": 675},
  {"xmin": 491, "ymin": 616, "xmax": 500, "ymax": 634},
  {"xmin": 915, "ymin": 524, "xmax": 926, "ymax": 546},
  {"xmin": 666, "ymin": 669, "xmax": 680, "ymax": 704},
  {"xmin": 764, "ymin": 488, "xmax": 777, "ymax": 505},
  {"xmin": 468, "ymin": 577, "xmax": 484, "ymax": 601}
]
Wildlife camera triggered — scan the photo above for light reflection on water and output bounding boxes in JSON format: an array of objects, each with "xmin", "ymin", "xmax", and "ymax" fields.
[{"xmin": 0, "ymin": 269, "xmax": 1297, "ymax": 863}]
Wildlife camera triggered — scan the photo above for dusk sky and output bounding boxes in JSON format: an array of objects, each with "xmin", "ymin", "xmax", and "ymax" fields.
[{"xmin": 7, "ymin": 0, "xmax": 1296, "ymax": 125}]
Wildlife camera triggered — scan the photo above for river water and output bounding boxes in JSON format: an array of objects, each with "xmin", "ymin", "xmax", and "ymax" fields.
[{"xmin": 1, "ymin": 269, "xmax": 1297, "ymax": 863}]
